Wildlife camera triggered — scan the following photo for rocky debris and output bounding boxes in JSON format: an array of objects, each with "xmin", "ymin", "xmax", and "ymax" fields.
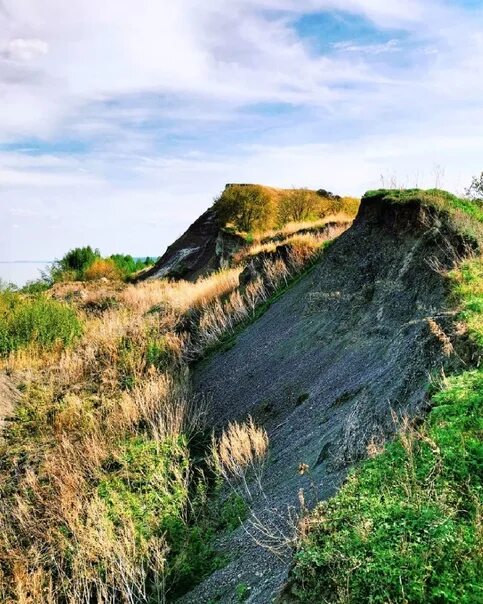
[
  {"xmin": 179, "ymin": 195, "xmax": 474, "ymax": 603},
  {"xmin": 137, "ymin": 208, "xmax": 246, "ymax": 282}
]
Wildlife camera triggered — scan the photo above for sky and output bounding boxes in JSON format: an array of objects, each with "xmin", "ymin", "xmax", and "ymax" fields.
[{"xmin": 1, "ymin": 0, "xmax": 483, "ymax": 283}]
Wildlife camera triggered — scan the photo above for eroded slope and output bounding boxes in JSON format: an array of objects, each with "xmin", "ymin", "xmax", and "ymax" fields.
[{"xmin": 180, "ymin": 196, "xmax": 474, "ymax": 603}]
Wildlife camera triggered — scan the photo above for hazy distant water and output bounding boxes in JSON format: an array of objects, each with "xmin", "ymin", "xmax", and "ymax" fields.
[{"xmin": 0, "ymin": 262, "xmax": 53, "ymax": 287}]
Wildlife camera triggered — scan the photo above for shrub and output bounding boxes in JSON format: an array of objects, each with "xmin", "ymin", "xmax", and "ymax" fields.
[
  {"xmin": 277, "ymin": 188, "xmax": 321, "ymax": 224},
  {"xmin": 0, "ymin": 291, "xmax": 83, "ymax": 356},
  {"xmin": 51, "ymin": 246, "xmax": 100, "ymax": 281},
  {"xmin": 214, "ymin": 185, "xmax": 359, "ymax": 234},
  {"xmin": 109, "ymin": 254, "xmax": 156, "ymax": 278},
  {"xmin": 213, "ymin": 185, "xmax": 275, "ymax": 232},
  {"xmin": 84, "ymin": 258, "xmax": 122, "ymax": 281},
  {"xmin": 212, "ymin": 418, "xmax": 268, "ymax": 498}
]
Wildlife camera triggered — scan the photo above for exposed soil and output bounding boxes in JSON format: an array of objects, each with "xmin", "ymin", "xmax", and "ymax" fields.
[
  {"xmin": 178, "ymin": 197, "xmax": 473, "ymax": 603},
  {"xmin": 137, "ymin": 208, "xmax": 246, "ymax": 282}
]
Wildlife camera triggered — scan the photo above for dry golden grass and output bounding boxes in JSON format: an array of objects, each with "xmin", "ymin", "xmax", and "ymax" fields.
[
  {"xmin": 0, "ymin": 375, "xmax": 18, "ymax": 433},
  {"xmin": 427, "ymin": 318, "xmax": 454, "ymax": 357},
  {"xmin": 255, "ymin": 211, "xmax": 355, "ymax": 243},
  {"xmin": 233, "ymin": 220, "xmax": 350, "ymax": 266},
  {"xmin": 120, "ymin": 267, "xmax": 241, "ymax": 314},
  {"xmin": 212, "ymin": 417, "xmax": 268, "ymax": 498}
]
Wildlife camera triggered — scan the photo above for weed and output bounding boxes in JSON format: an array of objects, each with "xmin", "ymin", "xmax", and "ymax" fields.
[
  {"xmin": 0, "ymin": 291, "xmax": 83, "ymax": 356},
  {"xmin": 235, "ymin": 582, "xmax": 251, "ymax": 601}
]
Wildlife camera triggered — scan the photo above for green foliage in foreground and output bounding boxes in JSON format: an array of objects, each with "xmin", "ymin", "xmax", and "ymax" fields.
[
  {"xmin": 449, "ymin": 258, "xmax": 483, "ymax": 349},
  {"xmin": 97, "ymin": 434, "xmax": 248, "ymax": 601},
  {"xmin": 286, "ymin": 257, "xmax": 483, "ymax": 603},
  {"xmin": 289, "ymin": 370, "xmax": 483, "ymax": 603},
  {"xmin": 0, "ymin": 290, "xmax": 83, "ymax": 356}
]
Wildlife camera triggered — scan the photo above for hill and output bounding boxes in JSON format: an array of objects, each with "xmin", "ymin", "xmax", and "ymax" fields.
[
  {"xmin": 0, "ymin": 188, "xmax": 481, "ymax": 604},
  {"xmin": 181, "ymin": 189, "xmax": 482, "ymax": 602},
  {"xmin": 138, "ymin": 184, "xmax": 359, "ymax": 282}
]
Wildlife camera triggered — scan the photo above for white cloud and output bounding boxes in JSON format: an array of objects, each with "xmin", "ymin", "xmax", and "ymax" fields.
[
  {"xmin": 332, "ymin": 39, "xmax": 400, "ymax": 54},
  {"xmin": 1, "ymin": 0, "xmax": 483, "ymax": 280},
  {"xmin": 2, "ymin": 38, "xmax": 49, "ymax": 61}
]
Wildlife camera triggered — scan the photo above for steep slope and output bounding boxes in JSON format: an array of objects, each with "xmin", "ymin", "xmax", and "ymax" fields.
[
  {"xmin": 137, "ymin": 208, "xmax": 246, "ymax": 282},
  {"xmin": 179, "ymin": 192, "xmax": 477, "ymax": 603}
]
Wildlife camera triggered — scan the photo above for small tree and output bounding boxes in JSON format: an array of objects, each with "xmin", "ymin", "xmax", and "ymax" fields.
[
  {"xmin": 466, "ymin": 172, "xmax": 483, "ymax": 202},
  {"xmin": 51, "ymin": 246, "xmax": 101, "ymax": 281},
  {"xmin": 278, "ymin": 188, "xmax": 316, "ymax": 224},
  {"xmin": 213, "ymin": 185, "xmax": 274, "ymax": 232}
]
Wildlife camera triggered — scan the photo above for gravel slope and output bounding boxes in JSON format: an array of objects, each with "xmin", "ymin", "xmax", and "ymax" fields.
[{"xmin": 179, "ymin": 197, "xmax": 469, "ymax": 604}]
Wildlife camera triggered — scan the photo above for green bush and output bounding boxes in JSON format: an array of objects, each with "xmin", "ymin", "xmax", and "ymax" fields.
[
  {"xmin": 213, "ymin": 185, "xmax": 275, "ymax": 232},
  {"xmin": 109, "ymin": 254, "xmax": 155, "ymax": 278},
  {"xmin": 50, "ymin": 246, "xmax": 101, "ymax": 281},
  {"xmin": 47, "ymin": 247, "xmax": 155, "ymax": 283},
  {"xmin": 0, "ymin": 291, "xmax": 83, "ymax": 356}
]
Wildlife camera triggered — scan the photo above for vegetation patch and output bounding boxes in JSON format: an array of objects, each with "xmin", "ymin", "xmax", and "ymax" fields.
[
  {"xmin": 364, "ymin": 188, "xmax": 483, "ymax": 241},
  {"xmin": 213, "ymin": 184, "xmax": 359, "ymax": 234},
  {"xmin": 0, "ymin": 290, "xmax": 83, "ymax": 356}
]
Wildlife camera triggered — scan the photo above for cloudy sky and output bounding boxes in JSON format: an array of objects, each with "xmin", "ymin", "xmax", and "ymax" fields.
[{"xmin": 1, "ymin": 0, "xmax": 483, "ymax": 281}]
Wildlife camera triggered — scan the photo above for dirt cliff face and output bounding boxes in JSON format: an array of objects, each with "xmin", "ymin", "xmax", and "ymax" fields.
[
  {"xmin": 179, "ymin": 196, "xmax": 474, "ymax": 603},
  {"xmin": 138, "ymin": 208, "xmax": 246, "ymax": 282}
]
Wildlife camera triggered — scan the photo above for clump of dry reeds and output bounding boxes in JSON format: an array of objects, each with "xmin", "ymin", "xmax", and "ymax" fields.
[{"xmin": 212, "ymin": 417, "xmax": 269, "ymax": 498}]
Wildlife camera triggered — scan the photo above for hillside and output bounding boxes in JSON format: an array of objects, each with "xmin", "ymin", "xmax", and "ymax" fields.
[
  {"xmin": 139, "ymin": 184, "xmax": 358, "ymax": 282},
  {"xmin": 0, "ymin": 188, "xmax": 481, "ymax": 604},
  {"xmin": 181, "ymin": 189, "xmax": 482, "ymax": 602}
]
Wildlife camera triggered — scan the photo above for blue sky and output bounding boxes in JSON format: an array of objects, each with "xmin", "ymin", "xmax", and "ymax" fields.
[{"xmin": 1, "ymin": 0, "xmax": 483, "ymax": 281}]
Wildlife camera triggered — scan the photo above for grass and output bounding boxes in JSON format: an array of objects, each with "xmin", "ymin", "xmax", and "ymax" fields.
[
  {"xmin": 284, "ymin": 249, "xmax": 483, "ymax": 603},
  {"xmin": 0, "ymin": 290, "xmax": 83, "ymax": 356},
  {"xmin": 449, "ymin": 258, "xmax": 483, "ymax": 349}
]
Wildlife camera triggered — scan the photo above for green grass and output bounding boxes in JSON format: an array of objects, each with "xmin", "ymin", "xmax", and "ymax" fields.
[
  {"xmin": 288, "ymin": 370, "xmax": 482, "ymax": 603},
  {"xmin": 0, "ymin": 290, "xmax": 83, "ymax": 356},
  {"xmin": 97, "ymin": 434, "xmax": 248, "ymax": 601},
  {"xmin": 449, "ymin": 258, "xmax": 483, "ymax": 349},
  {"xmin": 285, "ymin": 254, "xmax": 483, "ymax": 604}
]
